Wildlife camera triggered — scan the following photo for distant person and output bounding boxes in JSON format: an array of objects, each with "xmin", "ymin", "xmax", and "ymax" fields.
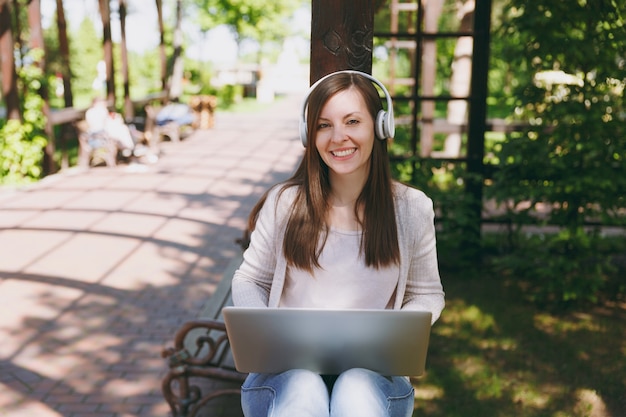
[
  {"xmin": 156, "ymin": 101, "xmax": 195, "ymax": 127},
  {"xmin": 232, "ymin": 70, "xmax": 445, "ymax": 417},
  {"xmin": 85, "ymin": 97, "xmax": 140, "ymax": 158}
]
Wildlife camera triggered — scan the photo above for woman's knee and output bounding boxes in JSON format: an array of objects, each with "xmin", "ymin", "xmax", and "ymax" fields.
[
  {"xmin": 241, "ymin": 370, "xmax": 330, "ymax": 417},
  {"xmin": 330, "ymin": 369, "xmax": 414, "ymax": 417},
  {"xmin": 333, "ymin": 368, "xmax": 391, "ymax": 396}
]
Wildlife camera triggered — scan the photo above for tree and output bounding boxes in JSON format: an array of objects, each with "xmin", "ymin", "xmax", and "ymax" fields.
[
  {"xmin": 194, "ymin": 0, "xmax": 300, "ymax": 62},
  {"xmin": 168, "ymin": 0, "xmax": 184, "ymax": 99},
  {"xmin": 491, "ymin": 0, "xmax": 626, "ymax": 230},
  {"xmin": 43, "ymin": 0, "xmax": 74, "ymax": 108},
  {"xmin": 27, "ymin": 0, "xmax": 56, "ymax": 174},
  {"xmin": 98, "ymin": 0, "xmax": 116, "ymax": 103},
  {"xmin": 55, "ymin": 0, "xmax": 72, "ymax": 107},
  {"xmin": 486, "ymin": 0, "xmax": 626, "ymax": 304},
  {"xmin": 69, "ymin": 18, "xmax": 103, "ymax": 102},
  {"xmin": 119, "ymin": 0, "xmax": 132, "ymax": 118},
  {"xmin": 1, "ymin": 0, "xmax": 20, "ymax": 120},
  {"xmin": 155, "ymin": 0, "xmax": 167, "ymax": 91}
]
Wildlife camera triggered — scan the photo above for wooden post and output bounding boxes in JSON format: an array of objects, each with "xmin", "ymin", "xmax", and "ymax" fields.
[
  {"xmin": 465, "ymin": 0, "xmax": 492, "ymax": 251},
  {"xmin": 309, "ymin": 0, "xmax": 374, "ymax": 83}
]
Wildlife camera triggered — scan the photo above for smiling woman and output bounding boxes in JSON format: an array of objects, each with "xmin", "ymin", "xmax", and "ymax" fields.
[{"xmin": 231, "ymin": 70, "xmax": 445, "ymax": 417}]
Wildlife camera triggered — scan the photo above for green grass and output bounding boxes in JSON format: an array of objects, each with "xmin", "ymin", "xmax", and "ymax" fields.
[{"xmin": 411, "ymin": 260, "xmax": 625, "ymax": 417}]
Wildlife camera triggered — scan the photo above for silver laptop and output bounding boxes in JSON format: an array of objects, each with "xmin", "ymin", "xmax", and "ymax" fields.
[{"xmin": 222, "ymin": 307, "xmax": 432, "ymax": 376}]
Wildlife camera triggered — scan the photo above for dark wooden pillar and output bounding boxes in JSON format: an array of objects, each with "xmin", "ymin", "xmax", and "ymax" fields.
[
  {"xmin": 465, "ymin": 0, "xmax": 492, "ymax": 250},
  {"xmin": 309, "ymin": 0, "xmax": 374, "ymax": 84}
]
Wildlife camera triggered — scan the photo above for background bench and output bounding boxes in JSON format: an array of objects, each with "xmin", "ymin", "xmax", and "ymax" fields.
[
  {"xmin": 74, "ymin": 120, "xmax": 119, "ymax": 168},
  {"xmin": 161, "ymin": 248, "xmax": 247, "ymax": 417}
]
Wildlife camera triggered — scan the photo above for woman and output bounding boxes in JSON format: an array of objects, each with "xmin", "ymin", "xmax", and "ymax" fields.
[{"xmin": 232, "ymin": 70, "xmax": 445, "ymax": 417}]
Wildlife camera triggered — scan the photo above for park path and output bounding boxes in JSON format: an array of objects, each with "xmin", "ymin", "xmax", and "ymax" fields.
[{"xmin": 0, "ymin": 94, "xmax": 305, "ymax": 417}]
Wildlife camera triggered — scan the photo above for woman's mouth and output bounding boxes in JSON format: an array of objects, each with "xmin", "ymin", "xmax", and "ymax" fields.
[{"xmin": 331, "ymin": 148, "xmax": 356, "ymax": 158}]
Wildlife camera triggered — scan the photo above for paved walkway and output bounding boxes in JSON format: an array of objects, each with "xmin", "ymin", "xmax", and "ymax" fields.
[{"xmin": 0, "ymin": 94, "xmax": 305, "ymax": 417}]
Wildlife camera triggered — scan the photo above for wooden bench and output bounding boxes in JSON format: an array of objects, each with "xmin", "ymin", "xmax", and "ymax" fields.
[
  {"xmin": 144, "ymin": 104, "xmax": 182, "ymax": 145},
  {"xmin": 161, "ymin": 248, "xmax": 248, "ymax": 417},
  {"xmin": 74, "ymin": 120, "xmax": 119, "ymax": 168}
]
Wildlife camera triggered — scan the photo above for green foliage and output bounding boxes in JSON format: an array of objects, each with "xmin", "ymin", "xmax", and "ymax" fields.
[
  {"xmin": 485, "ymin": 228, "xmax": 621, "ymax": 308},
  {"xmin": 69, "ymin": 18, "xmax": 105, "ymax": 103},
  {"xmin": 477, "ymin": 0, "xmax": 626, "ymax": 308},
  {"xmin": 193, "ymin": 0, "xmax": 301, "ymax": 55},
  {"xmin": 392, "ymin": 158, "xmax": 483, "ymax": 265},
  {"xmin": 216, "ymin": 84, "xmax": 244, "ymax": 109},
  {"xmin": 0, "ymin": 50, "xmax": 48, "ymax": 186},
  {"xmin": 382, "ymin": 0, "xmax": 625, "ymax": 309},
  {"xmin": 182, "ymin": 58, "xmax": 217, "ymax": 97},
  {"xmin": 128, "ymin": 49, "xmax": 164, "ymax": 98},
  {"xmin": 0, "ymin": 121, "xmax": 47, "ymax": 185}
]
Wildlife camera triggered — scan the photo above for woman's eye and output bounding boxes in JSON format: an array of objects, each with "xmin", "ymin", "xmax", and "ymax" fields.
[
  {"xmin": 347, "ymin": 119, "xmax": 359, "ymax": 125},
  {"xmin": 317, "ymin": 122, "xmax": 330, "ymax": 130}
]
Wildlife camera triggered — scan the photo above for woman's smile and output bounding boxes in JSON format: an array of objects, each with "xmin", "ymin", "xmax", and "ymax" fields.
[{"xmin": 331, "ymin": 147, "xmax": 357, "ymax": 158}]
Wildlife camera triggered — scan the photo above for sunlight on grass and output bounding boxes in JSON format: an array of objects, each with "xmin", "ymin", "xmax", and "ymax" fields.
[
  {"xmin": 437, "ymin": 302, "xmax": 496, "ymax": 333},
  {"xmin": 453, "ymin": 356, "xmax": 506, "ymax": 400},
  {"xmin": 414, "ymin": 385, "xmax": 445, "ymax": 400},
  {"xmin": 435, "ymin": 300, "xmax": 518, "ymax": 352},
  {"xmin": 533, "ymin": 312, "xmax": 604, "ymax": 335},
  {"xmin": 571, "ymin": 389, "xmax": 609, "ymax": 417},
  {"xmin": 511, "ymin": 381, "xmax": 552, "ymax": 408},
  {"xmin": 414, "ymin": 281, "xmax": 623, "ymax": 417}
]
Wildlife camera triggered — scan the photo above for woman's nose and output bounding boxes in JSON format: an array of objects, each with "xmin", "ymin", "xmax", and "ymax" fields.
[{"xmin": 330, "ymin": 125, "xmax": 347, "ymax": 143}]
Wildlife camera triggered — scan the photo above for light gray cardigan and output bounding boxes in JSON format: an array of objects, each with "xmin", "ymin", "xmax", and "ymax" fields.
[{"xmin": 232, "ymin": 182, "xmax": 445, "ymax": 324}]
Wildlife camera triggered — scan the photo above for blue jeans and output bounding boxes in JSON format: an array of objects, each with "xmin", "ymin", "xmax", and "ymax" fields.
[{"xmin": 241, "ymin": 368, "xmax": 414, "ymax": 417}]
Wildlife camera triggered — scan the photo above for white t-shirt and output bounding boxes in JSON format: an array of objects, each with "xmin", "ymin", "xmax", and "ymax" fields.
[{"xmin": 279, "ymin": 227, "xmax": 399, "ymax": 309}]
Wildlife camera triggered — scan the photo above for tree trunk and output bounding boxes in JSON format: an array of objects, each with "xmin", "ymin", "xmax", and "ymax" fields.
[
  {"xmin": 310, "ymin": 0, "xmax": 374, "ymax": 83},
  {"xmin": 98, "ymin": 0, "xmax": 116, "ymax": 104},
  {"xmin": 12, "ymin": 0, "xmax": 25, "ymax": 68},
  {"xmin": 55, "ymin": 0, "xmax": 73, "ymax": 169},
  {"xmin": 168, "ymin": 0, "xmax": 184, "ymax": 100},
  {"xmin": 0, "ymin": 0, "xmax": 20, "ymax": 120},
  {"xmin": 119, "ymin": 0, "xmax": 132, "ymax": 120},
  {"xmin": 28, "ymin": 0, "xmax": 56, "ymax": 175},
  {"xmin": 55, "ymin": 0, "xmax": 73, "ymax": 107},
  {"xmin": 155, "ymin": 0, "xmax": 167, "ymax": 91}
]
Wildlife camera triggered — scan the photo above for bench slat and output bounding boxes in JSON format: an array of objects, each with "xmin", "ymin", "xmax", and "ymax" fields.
[{"xmin": 199, "ymin": 253, "xmax": 242, "ymax": 320}]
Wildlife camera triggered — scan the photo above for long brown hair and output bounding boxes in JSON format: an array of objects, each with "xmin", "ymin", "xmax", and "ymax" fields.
[{"xmin": 247, "ymin": 72, "xmax": 400, "ymax": 272}]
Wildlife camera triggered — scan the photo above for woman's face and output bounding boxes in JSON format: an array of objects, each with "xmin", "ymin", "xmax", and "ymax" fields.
[{"xmin": 314, "ymin": 88, "xmax": 375, "ymax": 181}]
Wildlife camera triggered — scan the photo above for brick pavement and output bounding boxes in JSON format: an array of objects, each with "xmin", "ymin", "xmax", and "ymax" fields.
[{"xmin": 0, "ymin": 94, "xmax": 305, "ymax": 417}]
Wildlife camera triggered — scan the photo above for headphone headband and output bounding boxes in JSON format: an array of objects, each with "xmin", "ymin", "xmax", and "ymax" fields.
[{"xmin": 299, "ymin": 70, "xmax": 395, "ymax": 147}]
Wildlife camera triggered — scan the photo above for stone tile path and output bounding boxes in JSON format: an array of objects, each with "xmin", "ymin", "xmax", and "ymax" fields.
[{"xmin": 0, "ymin": 94, "xmax": 305, "ymax": 417}]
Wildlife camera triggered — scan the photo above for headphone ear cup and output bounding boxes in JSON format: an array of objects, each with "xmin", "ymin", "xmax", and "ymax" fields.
[
  {"xmin": 375, "ymin": 110, "xmax": 386, "ymax": 140},
  {"xmin": 376, "ymin": 110, "xmax": 395, "ymax": 140},
  {"xmin": 300, "ymin": 119, "xmax": 308, "ymax": 147},
  {"xmin": 384, "ymin": 111, "xmax": 395, "ymax": 139}
]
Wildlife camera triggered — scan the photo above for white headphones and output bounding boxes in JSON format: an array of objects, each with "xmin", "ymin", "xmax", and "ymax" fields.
[{"xmin": 299, "ymin": 70, "xmax": 395, "ymax": 147}]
